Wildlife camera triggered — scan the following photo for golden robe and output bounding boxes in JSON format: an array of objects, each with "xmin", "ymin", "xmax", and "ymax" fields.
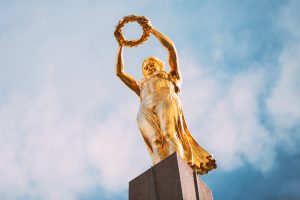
[{"xmin": 137, "ymin": 71, "xmax": 216, "ymax": 174}]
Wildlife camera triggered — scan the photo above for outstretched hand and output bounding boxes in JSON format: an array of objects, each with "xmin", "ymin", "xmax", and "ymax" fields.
[
  {"xmin": 137, "ymin": 16, "xmax": 153, "ymax": 31},
  {"xmin": 114, "ymin": 28, "xmax": 123, "ymax": 46},
  {"xmin": 146, "ymin": 19, "xmax": 153, "ymax": 30}
]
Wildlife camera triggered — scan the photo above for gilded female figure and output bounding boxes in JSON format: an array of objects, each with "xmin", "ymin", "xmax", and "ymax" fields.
[{"xmin": 115, "ymin": 19, "xmax": 216, "ymax": 174}]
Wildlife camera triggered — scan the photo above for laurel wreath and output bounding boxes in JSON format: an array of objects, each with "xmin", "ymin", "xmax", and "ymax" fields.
[{"xmin": 114, "ymin": 15, "xmax": 151, "ymax": 47}]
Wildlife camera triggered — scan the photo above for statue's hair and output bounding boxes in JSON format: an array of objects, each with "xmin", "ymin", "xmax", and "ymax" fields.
[{"xmin": 142, "ymin": 57, "xmax": 165, "ymax": 71}]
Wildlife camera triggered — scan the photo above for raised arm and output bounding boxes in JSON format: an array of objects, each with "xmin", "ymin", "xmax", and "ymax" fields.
[
  {"xmin": 116, "ymin": 45, "xmax": 140, "ymax": 96},
  {"xmin": 151, "ymin": 27, "xmax": 181, "ymax": 83}
]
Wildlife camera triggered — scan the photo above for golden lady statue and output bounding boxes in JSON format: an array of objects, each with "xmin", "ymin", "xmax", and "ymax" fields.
[{"xmin": 115, "ymin": 15, "xmax": 216, "ymax": 174}]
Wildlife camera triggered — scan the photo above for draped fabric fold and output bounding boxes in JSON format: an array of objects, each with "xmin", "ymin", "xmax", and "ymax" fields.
[{"xmin": 137, "ymin": 71, "xmax": 217, "ymax": 175}]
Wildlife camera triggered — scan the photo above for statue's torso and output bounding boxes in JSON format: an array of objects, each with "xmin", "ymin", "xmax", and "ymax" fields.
[{"xmin": 139, "ymin": 71, "xmax": 177, "ymax": 108}]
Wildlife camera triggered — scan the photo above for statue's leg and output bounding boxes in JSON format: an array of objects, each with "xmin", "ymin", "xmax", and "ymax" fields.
[
  {"xmin": 137, "ymin": 109, "xmax": 168, "ymax": 165},
  {"xmin": 157, "ymin": 100, "xmax": 184, "ymax": 159}
]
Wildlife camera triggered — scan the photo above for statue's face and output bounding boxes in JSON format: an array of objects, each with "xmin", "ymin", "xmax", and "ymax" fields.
[{"xmin": 142, "ymin": 60, "xmax": 160, "ymax": 77}]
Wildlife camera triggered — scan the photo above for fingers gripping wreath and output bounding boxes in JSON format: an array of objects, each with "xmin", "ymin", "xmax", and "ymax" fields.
[{"xmin": 114, "ymin": 15, "xmax": 152, "ymax": 47}]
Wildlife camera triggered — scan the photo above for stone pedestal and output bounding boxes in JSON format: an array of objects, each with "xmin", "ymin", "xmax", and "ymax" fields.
[{"xmin": 129, "ymin": 152, "xmax": 213, "ymax": 200}]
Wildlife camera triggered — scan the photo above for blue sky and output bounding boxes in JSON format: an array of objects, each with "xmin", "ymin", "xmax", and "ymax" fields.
[{"xmin": 0, "ymin": 0, "xmax": 300, "ymax": 200}]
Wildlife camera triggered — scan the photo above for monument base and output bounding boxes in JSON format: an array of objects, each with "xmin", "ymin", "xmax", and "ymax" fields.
[{"xmin": 129, "ymin": 152, "xmax": 213, "ymax": 200}]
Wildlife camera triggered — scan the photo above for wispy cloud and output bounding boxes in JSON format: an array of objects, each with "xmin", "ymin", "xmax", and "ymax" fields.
[
  {"xmin": 266, "ymin": 0, "xmax": 300, "ymax": 154},
  {"xmin": 180, "ymin": 53, "xmax": 275, "ymax": 172}
]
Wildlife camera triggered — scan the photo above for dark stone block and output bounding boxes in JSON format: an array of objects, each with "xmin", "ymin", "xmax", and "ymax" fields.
[{"xmin": 129, "ymin": 152, "xmax": 213, "ymax": 200}]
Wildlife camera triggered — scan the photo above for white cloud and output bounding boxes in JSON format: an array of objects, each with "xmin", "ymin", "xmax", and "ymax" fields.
[
  {"xmin": 0, "ymin": 85, "xmax": 93, "ymax": 200},
  {"xmin": 267, "ymin": 45, "xmax": 300, "ymax": 129},
  {"xmin": 266, "ymin": 0, "xmax": 300, "ymax": 154},
  {"xmin": 86, "ymin": 101, "xmax": 149, "ymax": 191},
  {"xmin": 180, "ymin": 53, "xmax": 275, "ymax": 172},
  {"xmin": 0, "ymin": 83, "xmax": 149, "ymax": 199}
]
